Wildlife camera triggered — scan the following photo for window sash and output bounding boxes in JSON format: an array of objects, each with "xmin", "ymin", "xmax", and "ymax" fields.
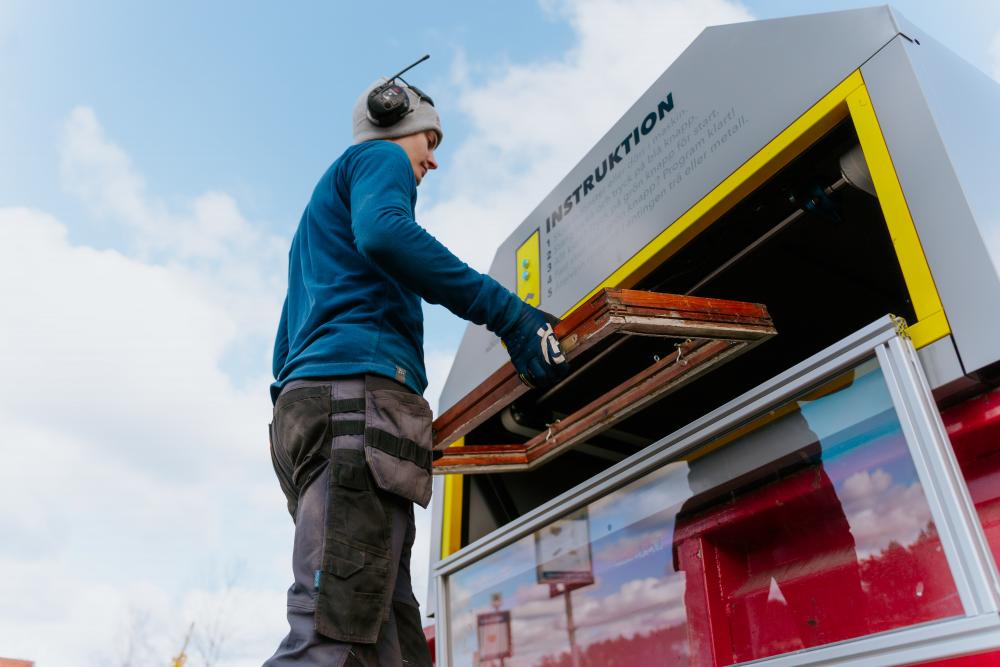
[{"xmin": 434, "ymin": 316, "xmax": 1000, "ymax": 666}]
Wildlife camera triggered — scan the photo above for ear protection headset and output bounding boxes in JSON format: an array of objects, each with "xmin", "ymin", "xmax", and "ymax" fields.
[{"xmin": 367, "ymin": 54, "xmax": 435, "ymax": 127}]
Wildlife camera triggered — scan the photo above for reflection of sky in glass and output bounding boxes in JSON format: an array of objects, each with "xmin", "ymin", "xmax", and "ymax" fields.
[
  {"xmin": 799, "ymin": 359, "xmax": 894, "ymax": 442},
  {"xmin": 447, "ymin": 360, "xmax": 959, "ymax": 666},
  {"xmin": 801, "ymin": 360, "xmax": 936, "ymax": 558}
]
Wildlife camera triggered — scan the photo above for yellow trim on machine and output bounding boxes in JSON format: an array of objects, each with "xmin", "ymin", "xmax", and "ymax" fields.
[
  {"xmin": 440, "ymin": 438, "xmax": 465, "ymax": 559},
  {"xmin": 563, "ymin": 69, "xmax": 949, "ymax": 348},
  {"xmin": 847, "ymin": 82, "xmax": 949, "ymax": 348},
  {"xmin": 515, "ymin": 230, "xmax": 541, "ymax": 306},
  {"xmin": 440, "ymin": 70, "xmax": 953, "ymax": 563}
]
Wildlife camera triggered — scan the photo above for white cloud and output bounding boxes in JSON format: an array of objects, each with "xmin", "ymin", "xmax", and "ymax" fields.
[
  {"xmin": 489, "ymin": 575, "xmax": 687, "ymax": 664},
  {"xmin": 59, "ymin": 106, "xmax": 286, "ymax": 340},
  {"xmin": 990, "ymin": 30, "xmax": 1000, "ymax": 82},
  {"xmin": 0, "ymin": 207, "xmax": 267, "ymax": 478},
  {"xmin": 178, "ymin": 584, "xmax": 289, "ymax": 665},
  {"xmin": 424, "ymin": 348, "xmax": 459, "ymax": 414},
  {"xmin": 839, "ymin": 468, "xmax": 934, "ymax": 558},
  {"xmin": 0, "ymin": 113, "xmax": 290, "ymax": 663},
  {"xmin": 841, "ymin": 467, "xmax": 893, "ymax": 502},
  {"xmin": 422, "ymin": 0, "xmax": 752, "ymax": 272},
  {"xmin": 573, "ymin": 575, "xmax": 687, "ymax": 633},
  {"xmin": 595, "ymin": 524, "xmax": 672, "ymax": 568},
  {"xmin": 0, "ymin": 552, "xmax": 287, "ymax": 667}
]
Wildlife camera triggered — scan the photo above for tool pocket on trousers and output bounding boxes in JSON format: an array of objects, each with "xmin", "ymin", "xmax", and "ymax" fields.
[
  {"xmin": 317, "ymin": 448, "xmax": 392, "ymax": 644},
  {"xmin": 272, "ymin": 385, "xmax": 333, "ymax": 517},
  {"xmin": 364, "ymin": 381, "xmax": 434, "ymax": 508},
  {"xmin": 327, "ymin": 449, "xmax": 390, "ymax": 550},
  {"xmin": 316, "ymin": 538, "xmax": 392, "ymax": 643}
]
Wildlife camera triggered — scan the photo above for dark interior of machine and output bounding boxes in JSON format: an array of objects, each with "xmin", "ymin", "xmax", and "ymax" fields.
[{"xmin": 461, "ymin": 119, "xmax": 917, "ymax": 545}]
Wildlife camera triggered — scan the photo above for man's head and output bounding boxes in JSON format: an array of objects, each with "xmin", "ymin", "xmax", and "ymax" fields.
[
  {"xmin": 353, "ymin": 78, "xmax": 443, "ymax": 184},
  {"xmin": 389, "ymin": 130, "xmax": 438, "ymax": 185}
]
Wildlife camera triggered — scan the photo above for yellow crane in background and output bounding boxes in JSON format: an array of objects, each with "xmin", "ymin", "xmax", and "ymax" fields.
[{"xmin": 171, "ymin": 623, "xmax": 194, "ymax": 667}]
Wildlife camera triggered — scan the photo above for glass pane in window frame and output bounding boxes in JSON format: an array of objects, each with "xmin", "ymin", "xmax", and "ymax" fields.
[{"xmin": 434, "ymin": 317, "xmax": 1000, "ymax": 667}]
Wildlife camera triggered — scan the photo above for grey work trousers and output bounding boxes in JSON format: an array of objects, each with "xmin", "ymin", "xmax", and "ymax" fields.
[{"xmin": 264, "ymin": 377, "xmax": 433, "ymax": 667}]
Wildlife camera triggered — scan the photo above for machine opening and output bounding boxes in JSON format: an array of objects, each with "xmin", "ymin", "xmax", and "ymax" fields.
[{"xmin": 461, "ymin": 119, "xmax": 917, "ymax": 545}]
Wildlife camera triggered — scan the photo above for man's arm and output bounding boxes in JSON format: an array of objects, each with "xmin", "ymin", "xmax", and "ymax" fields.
[
  {"xmin": 349, "ymin": 143, "xmax": 521, "ymax": 335},
  {"xmin": 348, "ymin": 142, "xmax": 568, "ymax": 388}
]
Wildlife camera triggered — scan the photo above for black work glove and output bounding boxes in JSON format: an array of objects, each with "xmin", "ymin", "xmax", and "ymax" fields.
[{"xmin": 500, "ymin": 302, "xmax": 570, "ymax": 389}]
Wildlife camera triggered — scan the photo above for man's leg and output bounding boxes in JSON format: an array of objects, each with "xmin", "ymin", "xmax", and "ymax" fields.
[
  {"xmin": 264, "ymin": 463, "xmax": 353, "ymax": 666},
  {"xmin": 265, "ymin": 378, "xmax": 367, "ymax": 667},
  {"xmin": 266, "ymin": 479, "xmax": 426, "ymax": 666},
  {"xmin": 265, "ymin": 377, "xmax": 432, "ymax": 666},
  {"xmin": 389, "ymin": 503, "xmax": 433, "ymax": 667},
  {"xmin": 358, "ymin": 498, "xmax": 432, "ymax": 666}
]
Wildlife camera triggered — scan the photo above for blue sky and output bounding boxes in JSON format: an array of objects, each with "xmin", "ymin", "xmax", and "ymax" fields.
[
  {"xmin": 2, "ymin": 2, "xmax": 570, "ymax": 271},
  {"xmin": 2, "ymin": 1, "xmax": 999, "ymax": 665}
]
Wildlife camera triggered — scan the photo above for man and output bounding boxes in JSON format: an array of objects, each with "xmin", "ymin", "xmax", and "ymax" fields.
[{"xmin": 265, "ymin": 74, "xmax": 568, "ymax": 666}]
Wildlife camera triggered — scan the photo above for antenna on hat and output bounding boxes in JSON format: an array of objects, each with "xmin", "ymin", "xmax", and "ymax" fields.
[
  {"xmin": 387, "ymin": 54, "xmax": 430, "ymax": 84},
  {"xmin": 390, "ymin": 55, "xmax": 434, "ymax": 105}
]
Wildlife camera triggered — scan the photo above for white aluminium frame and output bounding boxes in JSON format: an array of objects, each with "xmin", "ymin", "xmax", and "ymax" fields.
[{"xmin": 433, "ymin": 317, "xmax": 1000, "ymax": 666}]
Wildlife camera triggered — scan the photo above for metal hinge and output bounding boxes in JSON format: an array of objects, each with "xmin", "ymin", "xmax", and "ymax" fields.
[{"xmin": 891, "ymin": 315, "xmax": 911, "ymax": 339}]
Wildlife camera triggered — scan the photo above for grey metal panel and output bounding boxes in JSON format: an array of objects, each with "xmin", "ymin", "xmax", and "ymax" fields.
[
  {"xmin": 440, "ymin": 7, "xmax": 904, "ymax": 412},
  {"xmin": 435, "ymin": 572, "xmax": 451, "ymax": 667},
  {"xmin": 879, "ymin": 335, "xmax": 1000, "ymax": 614},
  {"xmin": 916, "ymin": 335, "xmax": 964, "ymax": 390},
  {"xmin": 735, "ymin": 615, "xmax": 1000, "ymax": 666},
  {"xmin": 424, "ymin": 475, "xmax": 446, "ymax": 618},
  {"xmin": 862, "ymin": 36, "xmax": 1000, "ymax": 375},
  {"xmin": 885, "ymin": 5, "xmax": 922, "ymax": 43}
]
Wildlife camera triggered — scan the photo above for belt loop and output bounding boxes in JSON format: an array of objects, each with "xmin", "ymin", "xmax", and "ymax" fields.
[
  {"xmin": 331, "ymin": 420, "xmax": 366, "ymax": 437},
  {"xmin": 330, "ymin": 397, "xmax": 366, "ymax": 414}
]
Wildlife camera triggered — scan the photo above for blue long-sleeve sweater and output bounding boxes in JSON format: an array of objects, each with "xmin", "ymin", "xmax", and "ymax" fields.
[{"xmin": 271, "ymin": 141, "xmax": 522, "ymax": 401}]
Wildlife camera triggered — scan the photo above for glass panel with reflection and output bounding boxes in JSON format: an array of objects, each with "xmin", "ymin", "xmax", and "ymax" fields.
[{"xmin": 446, "ymin": 359, "xmax": 962, "ymax": 666}]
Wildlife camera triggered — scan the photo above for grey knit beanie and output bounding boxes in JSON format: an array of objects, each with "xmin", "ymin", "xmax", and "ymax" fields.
[{"xmin": 352, "ymin": 78, "xmax": 444, "ymax": 146}]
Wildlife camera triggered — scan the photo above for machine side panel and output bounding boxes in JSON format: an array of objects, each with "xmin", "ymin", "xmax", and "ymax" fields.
[
  {"xmin": 425, "ymin": 474, "xmax": 446, "ymax": 617},
  {"xmin": 440, "ymin": 7, "xmax": 902, "ymax": 412},
  {"xmin": 917, "ymin": 336, "xmax": 966, "ymax": 394},
  {"xmin": 862, "ymin": 38, "xmax": 1000, "ymax": 375}
]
